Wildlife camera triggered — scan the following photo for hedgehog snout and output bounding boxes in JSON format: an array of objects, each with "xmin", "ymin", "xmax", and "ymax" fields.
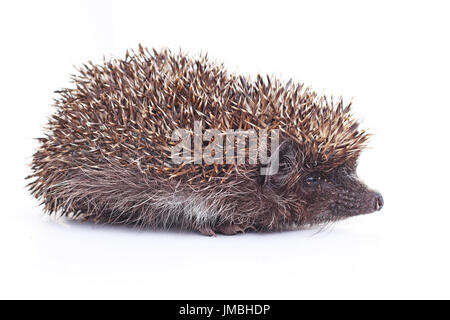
[
  {"xmin": 360, "ymin": 190, "xmax": 384, "ymax": 215},
  {"xmin": 328, "ymin": 186, "xmax": 383, "ymax": 217},
  {"xmin": 373, "ymin": 192, "xmax": 384, "ymax": 211}
]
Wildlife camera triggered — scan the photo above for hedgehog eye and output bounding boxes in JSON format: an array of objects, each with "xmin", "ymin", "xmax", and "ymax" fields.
[{"xmin": 304, "ymin": 174, "xmax": 321, "ymax": 187}]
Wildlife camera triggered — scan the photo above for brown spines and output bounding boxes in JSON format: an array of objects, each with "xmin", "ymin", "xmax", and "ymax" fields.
[{"xmin": 28, "ymin": 45, "xmax": 369, "ymax": 216}]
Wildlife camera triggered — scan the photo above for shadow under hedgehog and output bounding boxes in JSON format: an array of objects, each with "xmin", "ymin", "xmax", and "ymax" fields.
[{"xmin": 27, "ymin": 45, "xmax": 383, "ymax": 236}]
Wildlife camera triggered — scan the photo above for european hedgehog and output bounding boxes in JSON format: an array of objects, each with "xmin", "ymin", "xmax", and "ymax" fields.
[{"xmin": 27, "ymin": 45, "xmax": 383, "ymax": 236}]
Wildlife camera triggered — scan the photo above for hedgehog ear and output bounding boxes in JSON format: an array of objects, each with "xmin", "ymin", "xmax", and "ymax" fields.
[{"xmin": 258, "ymin": 139, "xmax": 297, "ymax": 186}]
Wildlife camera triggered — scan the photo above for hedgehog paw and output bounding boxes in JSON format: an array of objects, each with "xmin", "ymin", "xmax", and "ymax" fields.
[
  {"xmin": 217, "ymin": 224, "xmax": 246, "ymax": 235},
  {"xmin": 198, "ymin": 227, "xmax": 216, "ymax": 237}
]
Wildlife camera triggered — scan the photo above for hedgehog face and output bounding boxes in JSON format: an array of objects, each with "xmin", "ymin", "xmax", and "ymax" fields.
[
  {"xmin": 298, "ymin": 166, "xmax": 383, "ymax": 223},
  {"xmin": 269, "ymin": 141, "xmax": 383, "ymax": 226}
]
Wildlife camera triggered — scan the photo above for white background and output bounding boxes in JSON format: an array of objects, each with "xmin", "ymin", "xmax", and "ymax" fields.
[{"xmin": 1, "ymin": 0, "xmax": 449, "ymax": 299}]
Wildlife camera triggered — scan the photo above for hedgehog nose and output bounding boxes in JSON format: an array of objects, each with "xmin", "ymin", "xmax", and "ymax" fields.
[{"xmin": 374, "ymin": 192, "xmax": 384, "ymax": 211}]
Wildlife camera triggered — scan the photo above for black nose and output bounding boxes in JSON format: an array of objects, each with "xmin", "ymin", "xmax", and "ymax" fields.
[{"xmin": 374, "ymin": 192, "xmax": 384, "ymax": 211}]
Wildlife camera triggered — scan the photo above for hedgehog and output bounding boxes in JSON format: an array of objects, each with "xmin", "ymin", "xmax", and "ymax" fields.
[{"xmin": 27, "ymin": 45, "xmax": 383, "ymax": 236}]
